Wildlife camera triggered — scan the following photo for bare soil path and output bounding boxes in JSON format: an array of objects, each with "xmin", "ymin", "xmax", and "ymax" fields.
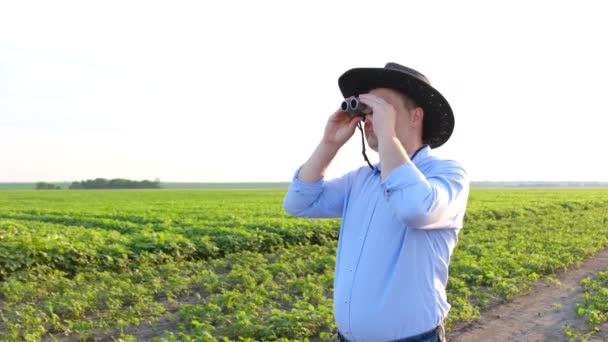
[{"xmin": 448, "ymin": 247, "xmax": 608, "ymax": 342}]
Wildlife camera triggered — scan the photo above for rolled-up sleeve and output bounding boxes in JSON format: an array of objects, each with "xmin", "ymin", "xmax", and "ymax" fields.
[
  {"xmin": 380, "ymin": 159, "xmax": 469, "ymax": 229},
  {"xmin": 282, "ymin": 165, "xmax": 351, "ymax": 218}
]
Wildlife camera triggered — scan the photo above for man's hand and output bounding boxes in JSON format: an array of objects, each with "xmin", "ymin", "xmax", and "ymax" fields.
[
  {"xmin": 358, "ymin": 93, "xmax": 408, "ymax": 179},
  {"xmin": 321, "ymin": 108, "xmax": 364, "ymax": 149},
  {"xmin": 358, "ymin": 93, "xmax": 397, "ymax": 140},
  {"xmin": 297, "ymin": 108, "xmax": 363, "ymax": 184}
]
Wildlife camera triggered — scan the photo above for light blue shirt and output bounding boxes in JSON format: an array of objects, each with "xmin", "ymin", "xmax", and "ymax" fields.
[{"xmin": 282, "ymin": 145, "xmax": 470, "ymax": 341}]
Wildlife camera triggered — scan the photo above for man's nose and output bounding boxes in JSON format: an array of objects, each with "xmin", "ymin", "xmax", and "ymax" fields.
[{"xmin": 364, "ymin": 114, "xmax": 373, "ymax": 122}]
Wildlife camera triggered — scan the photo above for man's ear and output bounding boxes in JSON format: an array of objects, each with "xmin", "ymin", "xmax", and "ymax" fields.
[{"xmin": 411, "ymin": 107, "xmax": 424, "ymax": 127}]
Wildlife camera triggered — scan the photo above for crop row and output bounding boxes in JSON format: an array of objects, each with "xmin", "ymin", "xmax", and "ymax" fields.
[
  {"xmin": 0, "ymin": 242, "xmax": 338, "ymax": 341},
  {"xmin": 563, "ymin": 268, "xmax": 608, "ymax": 340}
]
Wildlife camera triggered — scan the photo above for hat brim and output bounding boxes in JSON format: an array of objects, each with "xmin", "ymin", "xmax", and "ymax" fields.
[{"xmin": 338, "ymin": 68, "xmax": 454, "ymax": 148}]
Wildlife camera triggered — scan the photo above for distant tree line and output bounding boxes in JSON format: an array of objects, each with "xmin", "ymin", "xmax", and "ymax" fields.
[
  {"xmin": 36, "ymin": 182, "xmax": 61, "ymax": 190},
  {"xmin": 69, "ymin": 178, "xmax": 162, "ymax": 189}
]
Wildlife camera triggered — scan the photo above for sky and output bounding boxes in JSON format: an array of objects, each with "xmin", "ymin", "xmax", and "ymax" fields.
[{"xmin": 1, "ymin": 1, "xmax": 607, "ymax": 182}]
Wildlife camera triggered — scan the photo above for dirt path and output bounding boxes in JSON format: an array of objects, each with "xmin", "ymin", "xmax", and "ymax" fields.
[{"xmin": 448, "ymin": 248, "xmax": 608, "ymax": 342}]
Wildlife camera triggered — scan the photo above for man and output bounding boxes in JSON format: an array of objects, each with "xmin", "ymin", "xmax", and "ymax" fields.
[{"xmin": 282, "ymin": 62, "xmax": 469, "ymax": 342}]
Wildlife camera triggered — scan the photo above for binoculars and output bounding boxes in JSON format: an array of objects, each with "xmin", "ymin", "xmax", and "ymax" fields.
[{"xmin": 341, "ymin": 96, "xmax": 372, "ymax": 116}]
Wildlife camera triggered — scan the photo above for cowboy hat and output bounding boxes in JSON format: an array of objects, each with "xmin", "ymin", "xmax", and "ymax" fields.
[{"xmin": 338, "ymin": 62, "xmax": 454, "ymax": 148}]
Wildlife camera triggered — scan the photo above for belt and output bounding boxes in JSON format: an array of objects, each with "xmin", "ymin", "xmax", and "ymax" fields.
[{"xmin": 337, "ymin": 324, "xmax": 442, "ymax": 342}]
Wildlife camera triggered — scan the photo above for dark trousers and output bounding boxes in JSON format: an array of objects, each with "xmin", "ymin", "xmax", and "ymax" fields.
[{"xmin": 337, "ymin": 322, "xmax": 446, "ymax": 342}]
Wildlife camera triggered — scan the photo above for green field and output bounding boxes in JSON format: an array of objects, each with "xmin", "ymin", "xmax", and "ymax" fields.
[{"xmin": 0, "ymin": 189, "xmax": 607, "ymax": 341}]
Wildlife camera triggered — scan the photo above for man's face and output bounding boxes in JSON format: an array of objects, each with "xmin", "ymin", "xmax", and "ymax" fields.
[{"xmin": 363, "ymin": 88, "xmax": 418, "ymax": 152}]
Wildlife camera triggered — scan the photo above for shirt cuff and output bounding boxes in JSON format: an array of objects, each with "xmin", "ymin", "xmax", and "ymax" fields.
[
  {"xmin": 289, "ymin": 165, "xmax": 325, "ymax": 195},
  {"xmin": 380, "ymin": 161, "xmax": 427, "ymax": 196}
]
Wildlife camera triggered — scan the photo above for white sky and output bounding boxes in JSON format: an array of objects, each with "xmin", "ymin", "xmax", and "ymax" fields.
[{"xmin": 1, "ymin": 1, "xmax": 607, "ymax": 182}]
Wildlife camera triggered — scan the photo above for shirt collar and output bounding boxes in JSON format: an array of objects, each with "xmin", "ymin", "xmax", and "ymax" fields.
[{"xmin": 373, "ymin": 144, "xmax": 430, "ymax": 173}]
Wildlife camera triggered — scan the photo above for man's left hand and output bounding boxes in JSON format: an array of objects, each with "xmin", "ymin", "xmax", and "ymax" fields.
[{"xmin": 358, "ymin": 93, "xmax": 397, "ymax": 139}]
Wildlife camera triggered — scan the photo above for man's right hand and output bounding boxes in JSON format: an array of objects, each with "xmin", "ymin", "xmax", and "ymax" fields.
[
  {"xmin": 321, "ymin": 108, "xmax": 364, "ymax": 149},
  {"xmin": 296, "ymin": 108, "xmax": 364, "ymax": 183}
]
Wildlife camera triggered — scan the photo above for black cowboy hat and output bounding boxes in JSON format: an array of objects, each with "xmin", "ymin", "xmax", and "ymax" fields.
[{"xmin": 338, "ymin": 62, "xmax": 454, "ymax": 148}]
